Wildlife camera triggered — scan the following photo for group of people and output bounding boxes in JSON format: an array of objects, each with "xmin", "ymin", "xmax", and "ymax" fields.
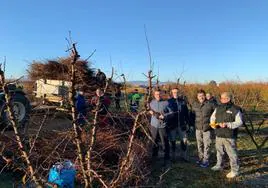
[
  {"xmin": 148, "ymin": 88, "xmax": 243, "ymax": 179},
  {"xmin": 75, "ymin": 88, "xmax": 111, "ymax": 125},
  {"xmin": 75, "ymin": 85, "xmax": 243, "ymax": 178}
]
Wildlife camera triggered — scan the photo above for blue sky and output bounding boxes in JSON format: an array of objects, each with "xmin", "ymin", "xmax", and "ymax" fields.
[{"xmin": 0, "ymin": 0, "xmax": 268, "ymax": 83}]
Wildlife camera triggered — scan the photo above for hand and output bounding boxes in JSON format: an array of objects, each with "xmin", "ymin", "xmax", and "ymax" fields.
[
  {"xmin": 219, "ymin": 123, "xmax": 227, "ymax": 128},
  {"xmin": 159, "ymin": 114, "xmax": 164, "ymax": 120},
  {"xmin": 149, "ymin": 110, "xmax": 154, "ymax": 115},
  {"xmin": 3, "ymin": 156, "xmax": 12, "ymax": 164}
]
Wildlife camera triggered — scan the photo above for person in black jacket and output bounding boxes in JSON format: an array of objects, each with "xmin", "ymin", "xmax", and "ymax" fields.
[
  {"xmin": 114, "ymin": 85, "xmax": 121, "ymax": 110},
  {"xmin": 96, "ymin": 69, "xmax": 106, "ymax": 87},
  {"xmin": 167, "ymin": 88, "xmax": 189, "ymax": 161},
  {"xmin": 192, "ymin": 89, "xmax": 216, "ymax": 168},
  {"xmin": 210, "ymin": 92, "xmax": 243, "ymax": 178},
  {"xmin": 206, "ymin": 92, "xmax": 218, "ymax": 106}
]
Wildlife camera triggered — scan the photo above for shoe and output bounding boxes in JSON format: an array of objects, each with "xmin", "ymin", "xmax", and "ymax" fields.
[
  {"xmin": 200, "ymin": 161, "xmax": 209, "ymax": 168},
  {"xmin": 196, "ymin": 159, "xmax": 202, "ymax": 165},
  {"xmin": 226, "ymin": 171, "xmax": 239, "ymax": 178},
  {"xmin": 211, "ymin": 165, "xmax": 222, "ymax": 171}
]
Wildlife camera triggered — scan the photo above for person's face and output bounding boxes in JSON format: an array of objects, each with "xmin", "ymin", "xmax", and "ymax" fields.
[
  {"xmin": 197, "ymin": 93, "xmax": 206, "ymax": 103},
  {"xmin": 171, "ymin": 89, "xmax": 179, "ymax": 99},
  {"xmin": 154, "ymin": 91, "xmax": 161, "ymax": 101},
  {"xmin": 206, "ymin": 93, "xmax": 211, "ymax": 100},
  {"xmin": 220, "ymin": 94, "xmax": 230, "ymax": 104}
]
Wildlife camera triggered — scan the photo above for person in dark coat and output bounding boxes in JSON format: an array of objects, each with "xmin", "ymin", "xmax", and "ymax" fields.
[
  {"xmin": 91, "ymin": 88, "xmax": 111, "ymax": 115},
  {"xmin": 192, "ymin": 89, "xmax": 216, "ymax": 168},
  {"xmin": 167, "ymin": 88, "xmax": 190, "ymax": 161},
  {"xmin": 75, "ymin": 88, "xmax": 87, "ymax": 126},
  {"xmin": 114, "ymin": 85, "xmax": 121, "ymax": 110},
  {"xmin": 206, "ymin": 92, "xmax": 218, "ymax": 106},
  {"xmin": 96, "ymin": 69, "xmax": 106, "ymax": 87}
]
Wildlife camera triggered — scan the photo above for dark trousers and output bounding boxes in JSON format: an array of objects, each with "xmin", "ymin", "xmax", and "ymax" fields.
[
  {"xmin": 115, "ymin": 99, "xmax": 120, "ymax": 110},
  {"xmin": 150, "ymin": 126, "xmax": 170, "ymax": 160}
]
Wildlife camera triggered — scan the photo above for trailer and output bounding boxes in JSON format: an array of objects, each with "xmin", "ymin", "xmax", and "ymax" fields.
[{"xmin": 34, "ymin": 79, "xmax": 71, "ymax": 106}]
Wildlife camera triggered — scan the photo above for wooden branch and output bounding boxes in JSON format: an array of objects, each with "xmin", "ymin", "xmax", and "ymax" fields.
[
  {"xmin": 69, "ymin": 43, "xmax": 89, "ymax": 187},
  {"xmin": 144, "ymin": 25, "xmax": 153, "ymax": 71},
  {"xmin": 144, "ymin": 70, "xmax": 155, "ymax": 110},
  {"xmin": 121, "ymin": 74, "xmax": 129, "ymax": 112},
  {"xmin": 0, "ymin": 68, "xmax": 42, "ymax": 187},
  {"xmin": 111, "ymin": 110, "xmax": 147, "ymax": 187},
  {"xmin": 90, "ymin": 169, "xmax": 109, "ymax": 188},
  {"xmin": 85, "ymin": 49, "xmax": 97, "ymax": 61},
  {"xmin": 87, "ymin": 68, "xmax": 114, "ymax": 185}
]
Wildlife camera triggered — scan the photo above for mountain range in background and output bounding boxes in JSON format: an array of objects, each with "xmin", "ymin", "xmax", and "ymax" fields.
[{"xmin": 126, "ymin": 80, "xmax": 176, "ymax": 86}]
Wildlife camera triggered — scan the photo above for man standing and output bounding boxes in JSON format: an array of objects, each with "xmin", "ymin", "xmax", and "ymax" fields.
[
  {"xmin": 130, "ymin": 89, "xmax": 141, "ymax": 112},
  {"xmin": 210, "ymin": 92, "xmax": 243, "ymax": 178},
  {"xmin": 149, "ymin": 89, "xmax": 171, "ymax": 165},
  {"xmin": 206, "ymin": 92, "xmax": 218, "ymax": 106},
  {"xmin": 114, "ymin": 85, "xmax": 121, "ymax": 110},
  {"xmin": 95, "ymin": 69, "xmax": 106, "ymax": 87},
  {"xmin": 167, "ymin": 88, "xmax": 189, "ymax": 161},
  {"xmin": 192, "ymin": 89, "xmax": 216, "ymax": 168},
  {"xmin": 91, "ymin": 88, "xmax": 111, "ymax": 115},
  {"xmin": 75, "ymin": 87, "xmax": 88, "ymax": 126}
]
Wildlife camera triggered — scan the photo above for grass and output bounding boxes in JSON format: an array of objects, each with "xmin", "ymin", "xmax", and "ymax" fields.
[
  {"xmin": 0, "ymin": 172, "xmax": 14, "ymax": 188},
  {"xmin": 148, "ymin": 124, "xmax": 268, "ymax": 188}
]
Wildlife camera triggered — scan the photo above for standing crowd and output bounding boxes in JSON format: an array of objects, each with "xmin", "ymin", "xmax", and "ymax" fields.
[
  {"xmin": 148, "ymin": 88, "xmax": 243, "ymax": 179},
  {"xmin": 74, "ymin": 81, "xmax": 243, "ymax": 179}
]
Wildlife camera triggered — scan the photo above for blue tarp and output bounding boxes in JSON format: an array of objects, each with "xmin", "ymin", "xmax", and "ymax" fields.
[{"xmin": 48, "ymin": 160, "xmax": 76, "ymax": 188}]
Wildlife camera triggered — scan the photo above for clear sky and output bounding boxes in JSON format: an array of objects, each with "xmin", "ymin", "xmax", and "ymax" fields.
[{"xmin": 1, "ymin": 0, "xmax": 268, "ymax": 83}]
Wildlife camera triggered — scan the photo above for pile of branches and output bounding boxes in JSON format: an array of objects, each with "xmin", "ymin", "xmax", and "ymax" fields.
[
  {"xmin": 27, "ymin": 58, "xmax": 98, "ymax": 92},
  {"xmin": 27, "ymin": 58, "xmax": 121, "ymax": 95},
  {"xmin": 0, "ymin": 116, "xmax": 151, "ymax": 186},
  {"xmin": 28, "ymin": 58, "xmax": 94, "ymax": 82}
]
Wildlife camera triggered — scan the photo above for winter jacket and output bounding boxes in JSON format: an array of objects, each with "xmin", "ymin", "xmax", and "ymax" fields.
[
  {"xmin": 75, "ymin": 94, "xmax": 87, "ymax": 115},
  {"xmin": 192, "ymin": 100, "xmax": 216, "ymax": 132},
  {"xmin": 167, "ymin": 97, "xmax": 189, "ymax": 131},
  {"xmin": 91, "ymin": 95, "xmax": 111, "ymax": 115},
  {"xmin": 149, "ymin": 99, "xmax": 171, "ymax": 128}
]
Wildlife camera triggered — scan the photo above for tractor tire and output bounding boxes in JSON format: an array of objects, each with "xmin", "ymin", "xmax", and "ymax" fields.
[{"xmin": 0, "ymin": 93, "xmax": 31, "ymax": 130}]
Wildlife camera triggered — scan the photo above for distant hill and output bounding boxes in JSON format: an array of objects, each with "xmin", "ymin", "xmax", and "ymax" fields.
[{"xmin": 126, "ymin": 80, "xmax": 175, "ymax": 86}]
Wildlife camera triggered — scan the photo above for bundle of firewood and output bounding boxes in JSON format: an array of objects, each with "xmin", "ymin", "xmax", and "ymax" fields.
[{"xmin": 27, "ymin": 58, "xmax": 120, "ymax": 95}]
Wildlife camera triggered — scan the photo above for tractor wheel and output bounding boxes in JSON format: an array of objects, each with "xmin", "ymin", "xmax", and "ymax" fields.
[{"xmin": 0, "ymin": 93, "xmax": 31, "ymax": 130}]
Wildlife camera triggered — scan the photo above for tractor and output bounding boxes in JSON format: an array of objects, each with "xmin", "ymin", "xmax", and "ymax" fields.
[{"xmin": 0, "ymin": 83, "xmax": 31, "ymax": 129}]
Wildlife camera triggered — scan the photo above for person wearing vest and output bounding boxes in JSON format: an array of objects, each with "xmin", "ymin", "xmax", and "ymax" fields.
[
  {"xmin": 192, "ymin": 89, "xmax": 216, "ymax": 168},
  {"xmin": 149, "ymin": 89, "xmax": 172, "ymax": 166},
  {"xmin": 167, "ymin": 88, "xmax": 189, "ymax": 161},
  {"xmin": 210, "ymin": 92, "xmax": 243, "ymax": 178}
]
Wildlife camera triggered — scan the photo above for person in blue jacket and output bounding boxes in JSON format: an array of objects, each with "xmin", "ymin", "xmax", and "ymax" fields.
[{"xmin": 75, "ymin": 88, "xmax": 87, "ymax": 126}]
